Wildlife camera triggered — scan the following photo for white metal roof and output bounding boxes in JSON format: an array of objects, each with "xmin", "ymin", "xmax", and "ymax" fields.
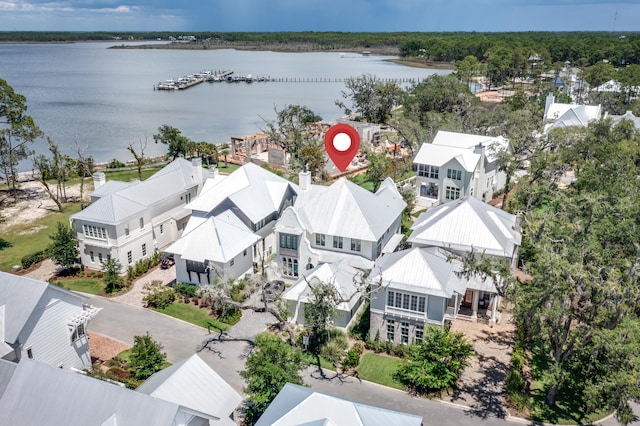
[
  {"xmin": 187, "ymin": 162, "xmax": 298, "ymax": 223},
  {"xmin": 255, "ymin": 383, "xmax": 423, "ymax": 426},
  {"xmin": 408, "ymin": 196, "xmax": 521, "ymax": 259},
  {"xmin": 137, "ymin": 354, "xmax": 242, "ymax": 423},
  {"xmin": 283, "ymin": 262, "xmax": 364, "ymax": 312},
  {"xmin": 430, "ymin": 130, "xmax": 510, "ymax": 163},
  {"xmin": 413, "ymin": 142, "xmax": 480, "ymax": 171},
  {"xmin": 293, "ymin": 177, "xmax": 406, "ymax": 241},
  {"xmin": 165, "ymin": 210, "xmax": 259, "ymax": 263},
  {"xmin": 369, "ymin": 247, "xmax": 467, "ymax": 298}
]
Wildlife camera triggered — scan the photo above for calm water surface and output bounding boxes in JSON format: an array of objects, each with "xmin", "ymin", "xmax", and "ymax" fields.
[{"xmin": 0, "ymin": 42, "xmax": 449, "ymax": 167}]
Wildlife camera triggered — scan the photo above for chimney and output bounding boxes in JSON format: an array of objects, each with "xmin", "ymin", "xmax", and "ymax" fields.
[
  {"xmin": 299, "ymin": 164, "xmax": 311, "ymax": 190},
  {"xmin": 92, "ymin": 172, "xmax": 106, "ymax": 190},
  {"xmin": 191, "ymin": 157, "xmax": 203, "ymax": 185},
  {"xmin": 209, "ymin": 167, "xmax": 219, "ymax": 179},
  {"xmin": 544, "ymin": 93, "xmax": 555, "ymax": 120}
]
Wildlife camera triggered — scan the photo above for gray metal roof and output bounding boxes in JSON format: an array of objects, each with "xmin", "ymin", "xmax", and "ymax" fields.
[
  {"xmin": 408, "ymin": 196, "xmax": 521, "ymax": 259},
  {"xmin": 0, "ymin": 358, "xmax": 211, "ymax": 426},
  {"xmin": 294, "ymin": 177, "xmax": 406, "ymax": 241},
  {"xmin": 369, "ymin": 247, "xmax": 468, "ymax": 298},
  {"xmin": 0, "ymin": 272, "xmax": 85, "ymax": 345},
  {"xmin": 91, "ymin": 180, "xmax": 136, "ymax": 199},
  {"xmin": 255, "ymin": 383, "xmax": 423, "ymax": 426},
  {"xmin": 137, "ymin": 354, "xmax": 242, "ymax": 422}
]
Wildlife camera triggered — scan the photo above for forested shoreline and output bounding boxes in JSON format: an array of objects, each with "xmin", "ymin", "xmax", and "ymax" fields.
[{"xmin": 1, "ymin": 31, "xmax": 639, "ymax": 66}]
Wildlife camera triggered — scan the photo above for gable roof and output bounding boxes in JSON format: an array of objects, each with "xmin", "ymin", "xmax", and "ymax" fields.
[
  {"xmin": 283, "ymin": 262, "xmax": 364, "ymax": 312},
  {"xmin": 71, "ymin": 158, "xmax": 204, "ymax": 225},
  {"xmin": 294, "ymin": 177, "xmax": 406, "ymax": 241},
  {"xmin": 0, "ymin": 272, "xmax": 85, "ymax": 345},
  {"xmin": 255, "ymin": 383, "xmax": 423, "ymax": 426},
  {"xmin": 609, "ymin": 110, "xmax": 640, "ymax": 129},
  {"xmin": 0, "ymin": 358, "xmax": 214, "ymax": 426},
  {"xmin": 369, "ymin": 247, "xmax": 468, "ymax": 298},
  {"xmin": 543, "ymin": 101, "xmax": 601, "ymax": 133},
  {"xmin": 165, "ymin": 210, "xmax": 259, "ymax": 263},
  {"xmin": 187, "ymin": 162, "xmax": 298, "ymax": 223},
  {"xmin": 408, "ymin": 196, "xmax": 521, "ymax": 259},
  {"xmin": 137, "ymin": 354, "xmax": 241, "ymax": 424},
  {"xmin": 90, "ymin": 180, "xmax": 136, "ymax": 199}
]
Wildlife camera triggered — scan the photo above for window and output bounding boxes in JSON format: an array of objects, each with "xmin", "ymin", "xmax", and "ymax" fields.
[
  {"xmin": 127, "ymin": 251, "xmax": 132, "ymax": 264},
  {"xmin": 415, "ymin": 329, "xmax": 424, "ymax": 345},
  {"xmin": 387, "ymin": 291, "xmax": 395, "ymax": 307},
  {"xmin": 244, "ymin": 249, "xmax": 247, "ymax": 256},
  {"xmin": 418, "ymin": 296, "xmax": 426, "ymax": 313},
  {"xmin": 281, "ymin": 257, "xmax": 299, "ymax": 277},
  {"xmin": 315, "ymin": 233, "xmax": 326, "ymax": 246},
  {"xmin": 255, "ymin": 218, "xmax": 266, "ymax": 230},
  {"xmin": 350, "ymin": 238, "xmax": 361, "ymax": 252},
  {"xmin": 333, "ymin": 236, "xmax": 343, "ymax": 249},
  {"xmin": 401, "ymin": 322, "xmax": 409, "ymax": 344},
  {"xmin": 445, "ymin": 186, "xmax": 461, "ymax": 200},
  {"xmin": 139, "ymin": 217, "xmax": 144, "ymax": 229},
  {"xmin": 230, "ymin": 258, "xmax": 234, "ymax": 266},
  {"xmin": 185, "ymin": 192, "xmax": 191, "ymax": 204},
  {"xmin": 98, "ymin": 253, "xmax": 103, "ymax": 263},
  {"xmin": 418, "ymin": 164, "xmax": 439, "ymax": 179},
  {"xmin": 387, "ymin": 291, "xmax": 426, "ymax": 314},
  {"xmin": 447, "ymin": 168, "xmax": 462, "ymax": 180},
  {"xmin": 142, "ymin": 243, "xmax": 147, "ymax": 256},
  {"xmin": 253, "ymin": 244, "xmax": 257, "ymax": 257},
  {"xmin": 402, "ymin": 294, "xmax": 410, "ymax": 310},
  {"xmin": 386, "ymin": 320, "xmax": 395, "ymax": 342},
  {"xmin": 71, "ymin": 323, "xmax": 86, "ymax": 342},
  {"xmin": 124, "ymin": 224, "xmax": 130, "ymax": 236},
  {"xmin": 280, "ymin": 234, "xmax": 297, "ymax": 250},
  {"xmin": 83, "ymin": 225, "xmax": 107, "ymax": 240},
  {"xmin": 90, "ymin": 251, "xmax": 94, "ymax": 263},
  {"xmin": 430, "ymin": 166, "xmax": 439, "ymax": 179},
  {"xmin": 160, "ymin": 224, "xmax": 164, "ymax": 235},
  {"xmin": 410, "ymin": 295, "xmax": 418, "ymax": 311},
  {"xmin": 26, "ymin": 348, "xmax": 33, "ymax": 359}
]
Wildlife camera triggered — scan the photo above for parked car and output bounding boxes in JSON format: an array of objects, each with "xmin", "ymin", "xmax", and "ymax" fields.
[
  {"xmin": 262, "ymin": 280, "xmax": 285, "ymax": 302},
  {"xmin": 160, "ymin": 253, "xmax": 175, "ymax": 269}
]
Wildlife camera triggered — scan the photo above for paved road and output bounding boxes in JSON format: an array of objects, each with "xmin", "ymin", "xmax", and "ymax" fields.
[{"xmin": 85, "ymin": 294, "xmax": 640, "ymax": 426}]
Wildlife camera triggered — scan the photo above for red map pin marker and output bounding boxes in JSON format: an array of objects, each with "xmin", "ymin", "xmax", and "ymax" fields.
[{"xmin": 324, "ymin": 123, "xmax": 360, "ymax": 172}]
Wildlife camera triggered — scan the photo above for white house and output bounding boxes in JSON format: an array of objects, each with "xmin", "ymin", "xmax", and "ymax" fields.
[
  {"xmin": 137, "ymin": 354, "xmax": 242, "ymax": 425},
  {"xmin": 607, "ymin": 110, "xmax": 640, "ymax": 130},
  {"xmin": 543, "ymin": 94, "xmax": 601, "ymax": 134},
  {"xmin": 0, "ymin": 358, "xmax": 222, "ymax": 425},
  {"xmin": 414, "ymin": 130, "xmax": 511, "ymax": 205},
  {"xmin": 70, "ymin": 158, "xmax": 207, "ymax": 272},
  {"xmin": 0, "ymin": 272, "xmax": 100, "ymax": 370},
  {"xmin": 408, "ymin": 196, "xmax": 521, "ymax": 324},
  {"xmin": 256, "ymin": 382, "xmax": 423, "ymax": 426},
  {"xmin": 167, "ymin": 162, "xmax": 299, "ymax": 283},
  {"xmin": 282, "ymin": 262, "xmax": 365, "ymax": 329},
  {"xmin": 274, "ymin": 172, "xmax": 406, "ymax": 280}
]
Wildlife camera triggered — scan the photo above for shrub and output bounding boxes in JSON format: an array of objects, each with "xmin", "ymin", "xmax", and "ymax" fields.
[
  {"xmin": 174, "ymin": 282, "xmax": 197, "ymax": 297},
  {"xmin": 21, "ymin": 251, "xmax": 45, "ymax": 269},
  {"xmin": 348, "ymin": 300, "xmax": 370, "ymax": 341},
  {"xmin": 219, "ymin": 307, "xmax": 242, "ymax": 325},
  {"xmin": 342, "ymin": 347, "xmax": 362, "ymax": 371},
  {"xmin": 143, "ymin": 280, "xmax": 176, "ymax": 309}
]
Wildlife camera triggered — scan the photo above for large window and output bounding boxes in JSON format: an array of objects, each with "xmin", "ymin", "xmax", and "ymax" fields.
[
  {"xmin": 315, "ymin": 233, "xmax": 326, "ymax": 247},
  {"xmin": 387, "ymin": 291, "xmax": 426, "ymax": 313},
  {"xmin": 70, "ymin": 323, "xmax": 86, "ymax": 342},
  {"xmin": 280, "ymin": 234, "xmax": 297, "ymax": 250},
  {"xmin": 418, "ymin": 164, "xmax": 439, "ymax": 179},
  {"xmin": 350, "ymin": 238, "xmax": 361, "ymax": 252},
  {"xmin": 401, "ymin": 322, "xmax": 409, "ymax": 344},
  {"xmin": 445, "ymin": 186, "xmax": 461, "ymax": 200},
  {"xmin": 281, "ymin": 257, "xmax": 299, "ymax": 277},
  {"xmin": 386, "ymin": 319, "xmax": 395, "ymax": 342},
  {"xmin": 139, "ymin": 217, "xmax": 144, "ymax": 229},
  {"xmin": 333, "ymin": 236, "xmax": 343, "ymax": 249},
  {"xmin": 415, "ymin": 329, "xmax": 424, "ymax": 345},
  {"xmin": 447, "ymin": 168, "xmax": 462, "ymax": 180},
  {"xmin": 83, "ymin": 225, "xmax": 107, "ymax": 240}
]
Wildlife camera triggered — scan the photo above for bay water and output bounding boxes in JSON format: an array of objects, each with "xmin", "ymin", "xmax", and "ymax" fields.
[{"xmin": 0, "ymin": 42, "xmax": 449, "ymax": 169}]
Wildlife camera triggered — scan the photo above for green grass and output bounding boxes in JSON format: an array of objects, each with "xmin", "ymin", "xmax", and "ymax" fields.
[
  {"xmin": 103, "ymin": 166, "xmax": 163, "ymax": 182},
  {"xmin": 54, "ymin": 278, "xmax": 104, "ymax": 295},
  {"xmin": 0, "ymin": 202, "xmax": 82, "ymax": 272},
  {"xmin": 154, "ymin": 302, "xmax": 231, "ymax": 332},
  {"xmin": 357, "ymin": 353, "xmax": 404, "ymax": 390},
  {"xmin": 303, "ymin": 352, "xmax": 335, "ymax": 370},
  {"xmin": 212, "ymin": 162, "xmax": 240, "ymax": 174}
]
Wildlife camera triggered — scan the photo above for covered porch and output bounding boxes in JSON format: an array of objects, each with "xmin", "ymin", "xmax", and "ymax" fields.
[{"xmin": 445, "ymin": 285, "xmax": 501, "ymax": 327}]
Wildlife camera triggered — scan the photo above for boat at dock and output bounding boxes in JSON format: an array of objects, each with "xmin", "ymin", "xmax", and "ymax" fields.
[{"xmin": 154, "ymin": 70, "xmax": 233, "ymax": 90}]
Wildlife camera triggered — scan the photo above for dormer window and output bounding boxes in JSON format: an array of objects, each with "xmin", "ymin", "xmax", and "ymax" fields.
[
  {"xmin": 447, "ymin": 168, "xmax": 462, "ymax": 180},
  {"xmin": 139, "ymin": 217, "xmax": 144, "ymax": 229}
]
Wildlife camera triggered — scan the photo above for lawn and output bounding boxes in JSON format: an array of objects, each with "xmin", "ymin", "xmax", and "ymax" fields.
[
  {"xmin": 103, "ymin": 166, "xmax": 164, "ymax": 182},
  {"xmin": 154, "ymin": 302, "xmax": 231, "ymax": 332},
  {"xmin": 0, "ymin": 202, "xmax": 82, "ymax": 272},
  {"xmin": 54, "ymin": 278, "xmax": 104, "ymax": 295},
  {"xmin": 213, "ymin": 162, "xmax": 240, "ymax": 174},
  {"xmin": 357, "ymin": 352, "xmax": 404, "ymax": 390}
]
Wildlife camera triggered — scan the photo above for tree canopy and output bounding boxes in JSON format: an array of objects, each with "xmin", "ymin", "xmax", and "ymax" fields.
[{"xmin": 47, "ymin": 222, "xmax": 78, "ymax": 269}]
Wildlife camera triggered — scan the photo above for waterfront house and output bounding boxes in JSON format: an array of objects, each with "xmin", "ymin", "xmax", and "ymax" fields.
[
  {"xmin": 137, "ymin": 354, "xmax": 242, "ymax": 425},
  {"xmin": 0, "ymin": 272, "xmax": 100, "ymax": 370},
  {"xmin": 0, "ymin": 358, "xmax": 222, "ymax": 425},
  {"xmin": 70, "ymin": 158, "xmax": 207, "ymax": 272},
  {"xmin": 255, "ymin": 382, "xmax": 423, "ymax": 426},
  {"xmin": 413, "ymin": 130, "xmax": 511, "ymax": 206},
  {"xmin": 282, "ymin": 262, "xmax": 365, "ymax": 329},
  {"xmin": 368, "ymin": 247, "xmax": 499, "ymax": 342},
  {"xmin": 407, "ymin": 196, "xmax": 521, "ymax": 325},
  {"xmin": 273, "ymin": 171, "xmax": 406, "ymax": 280},
  {"xmin": 167, "ymin": 162, "xmax": 298, "ymax": 283},
  {"xmin": 543, "ymin": 94, "xmax": 601, "ymax": 134}
]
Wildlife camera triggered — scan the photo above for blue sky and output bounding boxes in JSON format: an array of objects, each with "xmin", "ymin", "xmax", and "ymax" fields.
[{"xmin": 1, "ymin": 0, "xmax": 638, "ymax": 32}]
